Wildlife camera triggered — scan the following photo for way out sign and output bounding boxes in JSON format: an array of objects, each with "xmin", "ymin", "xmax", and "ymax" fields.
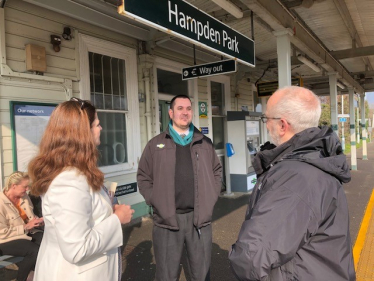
[{"xmin": 182, "ymin": 60, "xmax": 236, "ymax": 80}]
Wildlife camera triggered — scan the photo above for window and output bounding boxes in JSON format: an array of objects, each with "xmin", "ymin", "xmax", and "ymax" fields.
[
  {"xmin": 211, "ymin": 81, "xmax": 225, "ymax": 150},
  {"xmin": 79, "ymin": 34, "xmax": 140, "ymax": 175},
  {"xmin": 157, "ymin": 68, "xmax": 188, "ymax": 96},
  {"xmin": 89, "ymin": 52, "xmax": 128, "ymax": 166}
]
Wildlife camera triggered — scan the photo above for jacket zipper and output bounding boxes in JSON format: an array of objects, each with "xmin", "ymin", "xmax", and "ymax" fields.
[{"xmin": 195, "ymin": 151, "xmax": 201, "ymax": 238}]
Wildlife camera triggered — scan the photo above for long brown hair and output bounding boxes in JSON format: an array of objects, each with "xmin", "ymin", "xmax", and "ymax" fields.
[{"xmin": 28, "ymin": 100, "xmax": 103, "ymax": 196}]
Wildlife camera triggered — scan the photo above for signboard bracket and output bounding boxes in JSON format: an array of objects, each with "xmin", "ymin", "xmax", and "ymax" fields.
[{"xmin": 193, "ymin": 44, "xmax": 196, "ymax": 65}]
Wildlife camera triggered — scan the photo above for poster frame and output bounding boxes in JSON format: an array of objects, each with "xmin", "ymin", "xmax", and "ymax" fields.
[{"xmin": 10, "ymin": 101, "xmax": 58, "ymax": 171}]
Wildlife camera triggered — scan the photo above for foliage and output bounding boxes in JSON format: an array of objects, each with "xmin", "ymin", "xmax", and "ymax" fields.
[
  {"xmin": 318, "ymin": 95, "xmax": 373, "ymax": 154},
  {"xmin": 319, "ymin": 103, "xmax": 331, "ymax": 126}
]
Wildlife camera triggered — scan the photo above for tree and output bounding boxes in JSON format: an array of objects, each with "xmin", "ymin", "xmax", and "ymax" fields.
[{"xmin": 319, "ymin": 103, "xmax": 331, "ymax": 127}]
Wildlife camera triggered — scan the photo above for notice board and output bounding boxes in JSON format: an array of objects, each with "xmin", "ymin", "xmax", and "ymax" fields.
[{"xmin": 10, "ymin": 101, "xmax": 57, "ymax": 171}]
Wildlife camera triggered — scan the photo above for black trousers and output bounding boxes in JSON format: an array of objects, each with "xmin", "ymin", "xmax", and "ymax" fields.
[
  {"xmin": 0, "ymin": 232, "xmax": 43, "ymax": 281},
  {"xmin": 153, "ymin": 212, "xmax": 212, "ymax": 281}
]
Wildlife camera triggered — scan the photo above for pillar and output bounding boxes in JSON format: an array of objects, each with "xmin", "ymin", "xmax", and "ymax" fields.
[
  {"xmin": 273, "ymin": 29, "xmax": 293, "ymax": 88},
  {"xmin": 348, "ymin": 88, "xmax": 357, "ymax": 170},
  {"xmin": 329, "ymin": 73, "xmax": 338, "ymax": 136}
]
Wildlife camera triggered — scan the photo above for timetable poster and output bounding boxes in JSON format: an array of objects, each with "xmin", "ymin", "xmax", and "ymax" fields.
[{"xmin": 11, "ymin": 102, "xmax": 57, "ymax": 171}]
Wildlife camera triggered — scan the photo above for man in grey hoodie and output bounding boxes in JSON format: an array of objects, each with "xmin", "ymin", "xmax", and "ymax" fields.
[{"xmin": 229, "ymin": 86, "xmax": 355, "ymax": 281}]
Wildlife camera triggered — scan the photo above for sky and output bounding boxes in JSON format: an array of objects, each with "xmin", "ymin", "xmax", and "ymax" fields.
[{"xmin": 366, "ymin": 92, "xmax": 374, "ymax": 109}]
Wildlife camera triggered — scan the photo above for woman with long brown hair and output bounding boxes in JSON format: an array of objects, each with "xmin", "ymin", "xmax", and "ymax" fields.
[{"xmin": 28, "ymin": 98, "xmax": 134, "ymax": 281}]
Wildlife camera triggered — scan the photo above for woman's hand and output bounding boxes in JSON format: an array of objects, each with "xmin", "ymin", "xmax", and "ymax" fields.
[
  {"xmin": 113, "ymin": 204, "xmax": 134, "ymax": 224},
  {"xmin": 34, "ymin": 217, "xmax": 44, "ymax": 226},
  {"xmin": 25, "ymin": 217, "xmax": 44, "ymax": 231}
]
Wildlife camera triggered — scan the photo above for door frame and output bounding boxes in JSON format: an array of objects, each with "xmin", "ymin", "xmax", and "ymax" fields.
[
  {"xmin": 207, "ymin": 75, "xmax": 231, "ymax": 154},
  {"xmin": 207, "ymin": 75, "xmax": 231, "ymax": 189},
  {"xmin": 153, "ymin": 57, "xmax": 197, "ymax": 135}
]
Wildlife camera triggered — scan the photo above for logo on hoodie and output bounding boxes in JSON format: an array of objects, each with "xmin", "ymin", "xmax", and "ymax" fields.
[{"xmin": 157, "ymin": 144, "xmax": 165, "ymax": 148}]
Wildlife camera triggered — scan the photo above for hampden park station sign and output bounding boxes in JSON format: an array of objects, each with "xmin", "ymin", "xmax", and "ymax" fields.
[{"xmin": 118, "ymin": 0, "xmax": 255, "ymax": 67}]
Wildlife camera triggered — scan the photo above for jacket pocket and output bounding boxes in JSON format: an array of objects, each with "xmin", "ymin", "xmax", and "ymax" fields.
[
  {"xmin": 6, "ymin": 213, "xmax": 21, "ymax": 221},
  {"xmin": 280, "ymin": 259, "xmax": 298, "ymax": 281},
  {"xmin": 76, "ymin": 255, "xmax": 108, "ymax": 274}
]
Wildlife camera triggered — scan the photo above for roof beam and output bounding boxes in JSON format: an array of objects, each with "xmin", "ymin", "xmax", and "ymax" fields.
[
  {"xmin": 332, "ymin": 0, "xmax": 373, "ymax": 70},
  {"xmin": 363, "ymin": 83, "xmax": 374, "ymax": 91},
  {"xmin": 211, "ymin": 0, "xmax": 244, "ymax": 18},
  {"xmin": 330, "ymin": 46, "xmax": 374, "ymax": 60},
  {"xmin": 22, "ymin": 0, "xmax": 150, "ymax": 41},
  {"xmin": 352, "ymin": 70, "xmax": 374, "ymax": 78},
  {"xmin": 239, "ymin": 0, "xmax": 364, "ymax": 93}
]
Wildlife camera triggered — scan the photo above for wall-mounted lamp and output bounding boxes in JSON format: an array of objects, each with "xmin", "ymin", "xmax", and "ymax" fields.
[
  {"xmin": 0, "ymin": 0, "xmax": 7, "ymax": 8},
  {"xmin": 297, "ymin": 55, "xmax": 321, "ymax": 73},
  {"xmin": 62, "ymin": 27, "xmax": 72, "ymax": 41},
  {"xmin": 336, "ymin": 81, "xmax": 345, "ymax": 89},
  {"xmin": 50, "ymin": 35, "xmax": 61, "ymax": 52},
  {"xmin": 138, "ymin": 93, "xmax": 145, "ymax": 102}
]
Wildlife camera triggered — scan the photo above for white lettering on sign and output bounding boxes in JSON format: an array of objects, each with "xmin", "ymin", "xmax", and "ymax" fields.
[
  {"xmin": 213, "ymin": 65, "xmax": 223, "ymax": 72},
  {"xmin": 223, "ymin": 31, "xmax": 239, "ymax": 53},
  {"xmin": 196, "ymin": 64, "xmax": 226, "ymax": 76},
  {"xmin": 17, "ymin": 108, "xmax": 44, "ymax": 114},
  {"xmin": 199, "ymin": 67, "xmax": 212, "ymax": 75},
  {"xmin": 168, "ymin": 1, "xmax": 240, "ymax": 54},
  {"xmin": 198, "ymin": 65, "xmax": 224, "ymax": 75}
]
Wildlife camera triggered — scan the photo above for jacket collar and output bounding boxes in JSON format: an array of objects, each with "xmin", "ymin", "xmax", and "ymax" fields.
[
  {"xmin": 0, "ymin": 191, "xmax": 12, "ymax": 205},
  {"xmin": 252, "ymin": 127, "xmax": 323, "ymax": 176},
  {"xmin": 252, "ymin": 126, "xmax": 349, "ymax": 181},
  {"xmin": 0, "ymin": 191, "xmax": 27, "ymax": 206},
  {"xmin": 165, "ymin": 125, "xmax": 204, "ymax": 144}
]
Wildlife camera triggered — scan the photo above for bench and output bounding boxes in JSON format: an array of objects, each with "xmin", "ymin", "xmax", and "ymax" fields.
[{"xmin": 0, "ymin": 255, "xmax": 23, "ymax": 269}]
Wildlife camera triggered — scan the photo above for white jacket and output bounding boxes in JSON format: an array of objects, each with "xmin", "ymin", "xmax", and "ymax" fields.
[{"xmin": 34, "ymin": 168, "xmax": 123, "ymax": 281}]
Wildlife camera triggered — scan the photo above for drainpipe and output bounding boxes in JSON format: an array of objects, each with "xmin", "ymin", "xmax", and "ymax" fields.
[{"xmin": 143, "ymin": 69, "xmax": 152, "ymax": 140}]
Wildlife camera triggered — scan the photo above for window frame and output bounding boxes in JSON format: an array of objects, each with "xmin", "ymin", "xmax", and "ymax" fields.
[{"xmin": 79, "ymin": 34, "xmax": 141, "ymax": 176}]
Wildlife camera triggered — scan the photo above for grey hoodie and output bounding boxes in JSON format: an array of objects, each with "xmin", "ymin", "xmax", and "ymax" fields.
[{"xmin": 229, "ymin": 126, "xmax": 355, "ymax": 281}]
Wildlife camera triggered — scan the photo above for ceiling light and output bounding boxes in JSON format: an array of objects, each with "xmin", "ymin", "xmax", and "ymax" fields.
[
  {"xmin": 336, "ymin": 81, "xmax": 345, "ymax": 89},
  {"xmin": 211, "ymin": 0, "xmax": 243, "ymax": 19},
  {"xmin": 297, "ymin": 55, "xmax": 321, "ymax": 73}
]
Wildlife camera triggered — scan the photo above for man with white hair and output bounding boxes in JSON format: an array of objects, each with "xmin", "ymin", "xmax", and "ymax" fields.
[{"xmin": 229, "ymin": 86, "xmax": 355, "ymax": 280}]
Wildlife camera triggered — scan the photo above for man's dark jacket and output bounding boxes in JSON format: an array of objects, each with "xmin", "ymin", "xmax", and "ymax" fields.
[
  {"xmin": 229, "ymin": 126, "xmax": 355, "ymax": 281},
  {"xmin": 137, "ymin": 126, "xmax": 222, "ymax": 230}
]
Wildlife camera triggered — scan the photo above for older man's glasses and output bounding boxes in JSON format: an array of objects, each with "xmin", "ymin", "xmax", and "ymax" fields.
[
  {"xmin": 70, "ymin": 97, "xmax": 89, "ymax": 110},
  {"xmin": 260, "ymin": 115, "xmax": 281, "ymax": 123}
]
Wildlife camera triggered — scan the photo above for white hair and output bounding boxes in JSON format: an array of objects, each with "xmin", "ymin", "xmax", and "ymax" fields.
[{"xmin": 270, "ymin": 86, "xmax": 321, "ymax": 134}]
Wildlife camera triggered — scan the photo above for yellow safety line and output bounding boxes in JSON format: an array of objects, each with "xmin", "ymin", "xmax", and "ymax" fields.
[{"xmin": 353, "ymin": 188, "xmax": 374, "ymax": 270}]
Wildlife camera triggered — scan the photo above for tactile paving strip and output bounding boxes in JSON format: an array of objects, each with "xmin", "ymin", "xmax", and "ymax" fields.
[{"xmin": 356, "ymin": 205, "xmax": 374, "ymax": 280}]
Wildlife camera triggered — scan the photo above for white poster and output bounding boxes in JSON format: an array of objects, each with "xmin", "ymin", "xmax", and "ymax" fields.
[
  {"xmin": 246, "ymin": 120, "xmax": 260, "ymax": 136},
  {"xmin": 12, "ymin": 103, "xmax": 56, "ymax": 171}
]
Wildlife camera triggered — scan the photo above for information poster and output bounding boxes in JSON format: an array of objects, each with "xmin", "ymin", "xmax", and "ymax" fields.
[
  {"xmin": 246, "ymin": 120, "xmax": 260, "ymax": 136},
  {"xmin": 115, "ymin": 182, "xmax": 138, "ymax": 197},
  {"xmin": 10, "ymin": 102, "xmax": 57, "ymax": 171},
  {"xmin": 199, "ymin": 101, "xmax": 208, "ymax": 118}
]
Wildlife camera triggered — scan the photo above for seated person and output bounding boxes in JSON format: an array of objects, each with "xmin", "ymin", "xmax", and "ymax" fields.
[{"xmin": 0, "ymin": 171, "xmax": 43, "ymax": 281}]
